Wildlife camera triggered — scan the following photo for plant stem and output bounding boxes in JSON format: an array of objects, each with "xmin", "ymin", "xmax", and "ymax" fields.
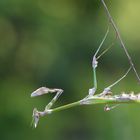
[
  {"xmin": 51, "ymin": 100, "xmax": 81, "ymax": 113},
  {"xmin": 32, "ymin": 93, "xmax": 140, "ymax": 128},
  {"xmin": 50, "ymin": 94, "xmax": 140, "ymax": 113},
  {"xmin": 101, "ymin": 0, "xmax": 140, "ymax": 84},
  {"xmin": 81, "ymin": 95, "xmax": 140, "ymax": 105}
]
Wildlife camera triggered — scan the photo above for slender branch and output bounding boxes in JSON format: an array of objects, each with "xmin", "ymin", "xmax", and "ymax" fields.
[
  {"xmin": 35, "ymin": 92, "xmax": 140, "ymax": 115},
  {"xmin": 101, "ymin": 0, "xmax": 140, "ymax": 84},
  {"xmin": 80, "ymin": 93, "xmax": 140, "ymax": 105},
  {"xmin": 51, "ymin": 92, "xmax": 140, "ymax": 113},
  {"xmin": 51, "ymin": 101, "xmax": 81, "ymax": 113},
  {"xmin": 31, "ymin": 88, "xmax": 140, "ymax": 128}
]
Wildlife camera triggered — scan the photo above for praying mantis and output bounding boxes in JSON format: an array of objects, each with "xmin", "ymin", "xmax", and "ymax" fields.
[
  {"xmin": 30, "ymin": 27, "xmax": 133, "ymax": 128},
  {"xmin": 30, "ymin": 0, "xmax": 140, "ymax": 128}
]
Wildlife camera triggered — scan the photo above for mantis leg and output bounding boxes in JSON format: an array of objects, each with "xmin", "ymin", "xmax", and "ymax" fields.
[
  {"xmin": 89, "ymin": 27, "xmax": 109, "ymax": 96},
  {"xmin": 31, "ymin": 87, "xmax": 63, "ymax": 128},
  {"xmin": 31, "ymin": 87, "xmax": 63, "ymax": 110},
  {"xmin": 45, "ymin": 89, "xmax": 63, "ymax": 110},
  {"xmin": 100, "ymin": 66, "xmax": 132, "ymax": 96},
  {"xmin": 104, "ymin": 104, "xmax": 120, "ymax": 111}
]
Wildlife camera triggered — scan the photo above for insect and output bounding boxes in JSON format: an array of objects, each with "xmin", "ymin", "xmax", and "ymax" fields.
[{"xmin": 31, "ymin": 27, "xmax": 132, "ymax": 128}]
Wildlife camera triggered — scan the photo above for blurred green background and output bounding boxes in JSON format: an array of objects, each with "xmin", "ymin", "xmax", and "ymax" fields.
[{"xmin": 0, "ymin": 0, "xmax": 140, "ymax": 140}]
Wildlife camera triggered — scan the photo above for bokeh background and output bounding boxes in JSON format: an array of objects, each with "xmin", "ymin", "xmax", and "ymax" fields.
[{"xmin": 0, "ymin": 0, "xmax": 140, "ymax": 140}]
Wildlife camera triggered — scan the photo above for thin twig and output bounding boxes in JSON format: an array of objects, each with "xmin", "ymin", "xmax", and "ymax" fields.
[
  {"xmin": 33, "ymin": 92, "xmax": 140, "ymax": 115},
  {"xmin": 101, "ymin": 0, "xmax": 140, "ymax": 84}
]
